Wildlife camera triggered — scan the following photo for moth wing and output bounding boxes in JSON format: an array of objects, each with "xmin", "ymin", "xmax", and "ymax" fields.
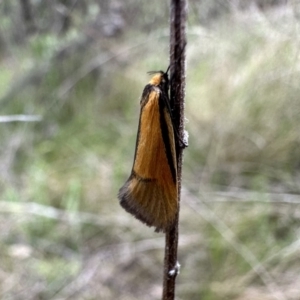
[{"xmin": 118, "ymin": 89, "xmax": 177, "ymax": 232}]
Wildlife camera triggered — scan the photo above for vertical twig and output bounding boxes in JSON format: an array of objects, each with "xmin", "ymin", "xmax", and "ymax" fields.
[
  {"xmin": 162, "ymin": 0, "xmax": 187, "ymax": 299},
  {"xmin": 19, "ymin": 0, "xmax": 36, "ymax": 35}
]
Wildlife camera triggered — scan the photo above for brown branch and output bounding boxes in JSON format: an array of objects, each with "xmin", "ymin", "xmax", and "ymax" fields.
[
  {"xmin": 19, "ymin": 0, "xmax": 36, "ymax": 35},
  {"xmin": 162, "ymin": 0, "xmax": 187, "ymax": 299}
]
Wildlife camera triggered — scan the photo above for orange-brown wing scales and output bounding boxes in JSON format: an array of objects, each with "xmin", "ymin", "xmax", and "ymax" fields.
[{"xmin": 119, "ymin": 90, "xmax": 178, "ymax": 232}]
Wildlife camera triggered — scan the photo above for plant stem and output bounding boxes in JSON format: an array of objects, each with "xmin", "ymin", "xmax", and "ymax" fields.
[{"xmin": 162, "ymin": 0, "xmax": 187, "ymax": 299}]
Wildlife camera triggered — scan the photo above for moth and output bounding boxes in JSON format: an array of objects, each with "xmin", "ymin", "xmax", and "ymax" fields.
[{"xmin": 118, "ymin": 69, "xmax": 178, "ymax": 232}]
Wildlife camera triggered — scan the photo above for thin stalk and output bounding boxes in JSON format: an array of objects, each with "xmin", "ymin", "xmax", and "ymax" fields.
[{"xmin": 162, "ymin": 0, "xmax": 187, "ymax": 299}]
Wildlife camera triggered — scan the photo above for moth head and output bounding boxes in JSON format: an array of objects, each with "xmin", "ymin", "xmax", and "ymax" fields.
[{"xmin": 148, "ymin": 70, "xmax": 169, "ymax": 90}]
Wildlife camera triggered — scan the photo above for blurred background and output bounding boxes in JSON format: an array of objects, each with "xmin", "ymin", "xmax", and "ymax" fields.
[{"xmin": 1, "ymin": 0, "xmax": 300, "ymax": 299}]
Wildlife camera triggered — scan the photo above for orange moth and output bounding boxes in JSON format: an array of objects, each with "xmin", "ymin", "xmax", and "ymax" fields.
[{"xmin": 118, "ymin": 70, "xmax": 178, "ymax": 232}]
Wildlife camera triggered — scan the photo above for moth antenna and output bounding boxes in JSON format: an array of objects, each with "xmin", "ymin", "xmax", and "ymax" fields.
[{"xmin": 165, "ymin": 65, "xmax": 170, "ymax": 75}]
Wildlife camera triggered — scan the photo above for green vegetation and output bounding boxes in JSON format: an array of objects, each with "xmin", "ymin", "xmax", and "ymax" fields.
[{"xmin": 0, "ymin": 1, "xmax": 299, "ymax": 299}]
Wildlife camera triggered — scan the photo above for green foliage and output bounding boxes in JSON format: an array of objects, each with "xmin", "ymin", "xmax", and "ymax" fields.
[{"xmin": 1, "ymin": 2, "xmax": 300, "ymax": 299}]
